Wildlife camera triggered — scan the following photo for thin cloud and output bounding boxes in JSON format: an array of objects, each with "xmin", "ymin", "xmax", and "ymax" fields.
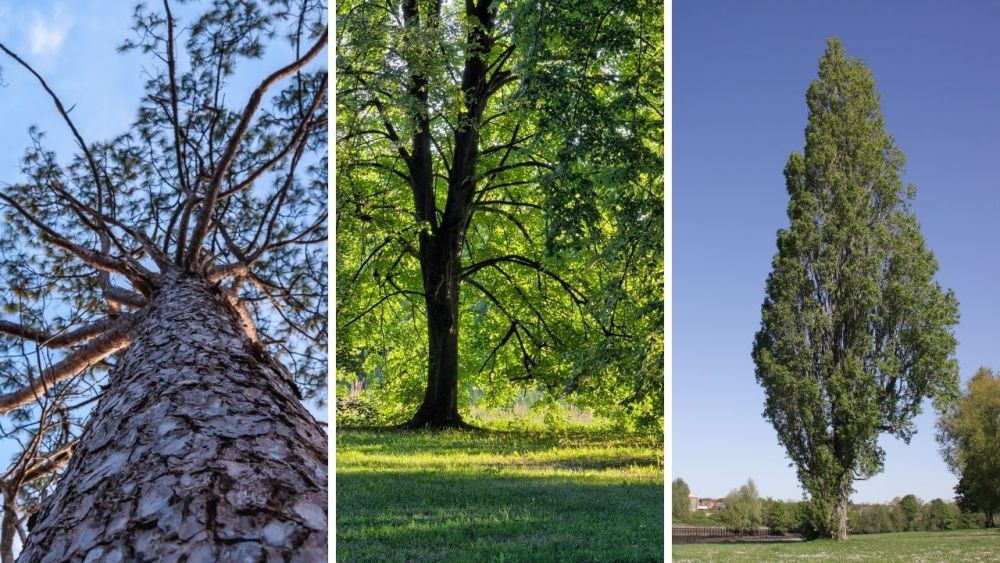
[{"xmin": 29, "ymin": 5, "xmax": 73, "ymax": 57}]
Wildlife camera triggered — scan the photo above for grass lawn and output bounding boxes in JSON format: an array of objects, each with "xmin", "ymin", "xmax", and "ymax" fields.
[
  {"xmin": 673, "ymin": 529, "xmax": 1000, "ymax": 562},
  {"xmin": 336, "ymin": 429, "xmax": 664, "ymax": 562}
]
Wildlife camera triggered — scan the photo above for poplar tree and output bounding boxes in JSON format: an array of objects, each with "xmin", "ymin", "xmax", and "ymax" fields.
[{"xmin": 752, "ymin": 38, "xmax": 959, "ymax": 541}]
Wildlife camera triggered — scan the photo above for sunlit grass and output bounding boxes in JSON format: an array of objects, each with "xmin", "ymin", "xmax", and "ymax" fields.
[
  {"xmin": 337, "ymin": 429, "xmax": 664, "ymax": 562},
  {"xmin": 673, "ymin": 529, "xmax": 1000, "ymax": 562}
]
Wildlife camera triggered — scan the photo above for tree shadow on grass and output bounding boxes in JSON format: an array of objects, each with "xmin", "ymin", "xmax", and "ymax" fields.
[{"xmin": 336, "ymin": 469, "xmax": 664, "ymax": 563}]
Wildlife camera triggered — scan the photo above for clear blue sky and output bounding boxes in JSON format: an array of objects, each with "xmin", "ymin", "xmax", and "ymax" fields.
[
  {"xmin": 0, "ymin": 2, "xmax": 327, "ymax": 476},
  {"xmin": 674, "ymin": 0, "xmax": 1000, "ymax": 503}
]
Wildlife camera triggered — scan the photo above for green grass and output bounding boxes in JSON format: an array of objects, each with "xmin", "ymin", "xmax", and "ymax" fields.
[
  {"xmin": 336, "ymin": 429, "xmax": 664, "ymax": 562},
  {"xmin": 673, "ymin": 529, "xmax": 1000, "ymax": 562}
]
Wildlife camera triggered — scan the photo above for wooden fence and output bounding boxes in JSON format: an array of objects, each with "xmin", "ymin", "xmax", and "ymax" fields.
[{"xmin": 672, "ymin": 526, "xmax": 778, "ymax": 542}]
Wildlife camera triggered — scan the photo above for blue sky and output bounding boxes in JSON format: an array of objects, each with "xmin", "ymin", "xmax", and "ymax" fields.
[
  {"xmin": 673, "ymin": 0, "xmax": 1000, "ymax": 503},
  {"xmin": 0, "ymin": 1, "xmax": 327, "ymax": 480}
]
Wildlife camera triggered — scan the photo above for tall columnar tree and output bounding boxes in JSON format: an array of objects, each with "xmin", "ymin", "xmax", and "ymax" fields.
[
  {"xmin": 752, "ymin": 38, "xmax": 959, "ymax": 541},
  {"xmin": 672, "ymin": 478, "xmax": 691, "ymax": 521},
  {"xmin": 337, "ymin": 0, "xmax": 663, "ymax": 428},
  {"xmin": 0, "ymin": 1, "xmax": 328, "ymax": 559},
  {"xmin": 938, "ymin": 367, "xmax": 1000, "ymax": 528}
]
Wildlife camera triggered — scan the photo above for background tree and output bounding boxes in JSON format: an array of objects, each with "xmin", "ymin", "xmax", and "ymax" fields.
[
  {"xmin": 752, "ymin": 38, "xmax": 960, "ymax": 541},
  {"xmin": 922, "ymin": 498, "xmax": 956, "ymax": 531},
  {"xmin": 764, "ymin": 498, "xmax": 794, "ymax": 534},
  {"xmin": 672, "ymin": 478, "xmax": 691, "ymax": 521},
  {"xmin": 719, "ymin": 479, "xmax": 764, "ymax": 530},
  {"xmin": 0, "ymin": 1, "xmax": 328, "ymax": 559},
  {"xmin": 898, "ymin": 494, "xmax": 920, "ymax": 531},
  {"xmin": 938, "ymin": 367, "xmax": 1000, "ymax": 528},
  {"xmin": 336, "ymin": 0, "xmax": 663, "ymax": 428}
]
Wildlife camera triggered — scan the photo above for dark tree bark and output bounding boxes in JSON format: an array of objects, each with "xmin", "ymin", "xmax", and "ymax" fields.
[
  {"xmin": 16, "ymin": 271, "xmax": 327, "ymax": 562},
  {"xmin": 405, "ymin": 232, "xmax": 465, "ymax": 428},
  {"xmin": 401, "ymin": 0, "xmax": 493, "ymax": 429}
]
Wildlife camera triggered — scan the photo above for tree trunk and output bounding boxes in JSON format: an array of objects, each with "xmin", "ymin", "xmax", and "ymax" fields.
[
  {"xmin": 17, "ymin": 271, "xmax": 327, "ymax": 562},
  {"xmin": 405, "ymin": 233, "xmax": 467, "ymax": 429},
  {"xmin": 986, "ymin": 512, "xmax": 995, "ymax": 528},
  {"xmin": 831, "ymin": 482, "xmax": 851, "ymax": 541}
]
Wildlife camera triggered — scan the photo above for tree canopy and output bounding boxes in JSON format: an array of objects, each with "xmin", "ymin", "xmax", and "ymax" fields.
[
  {"xmin": 720, "ymin": 479, "xmax": 764, "ymax": 530},
  {"xmin": 336, "ymin": 0, "xmax": 663, "ymax": 429},
  {"xmin": 752, "ymin": 38, "xmax": 959, "ymax": 540},
  {"xmin": 938, "ymin": 367, "xmax": 1000, "ymax": 528}
]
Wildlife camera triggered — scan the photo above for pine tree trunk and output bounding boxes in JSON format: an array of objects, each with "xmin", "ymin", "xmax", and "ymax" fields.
[
  {"xmin": 17, "ymin": 271, "xmax": 327, "ymax": 562},
  {"xmin": 405, "ymin": 234, "xmax": 466, "ymax": 429}
]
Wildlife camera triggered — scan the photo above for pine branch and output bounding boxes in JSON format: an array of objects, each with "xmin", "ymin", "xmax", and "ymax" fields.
[
  {"xmin": 185, "ymin": 28, "xmax": 328, "ymax": 268},
  {"xmin": 0, "ymin": 315, "xmax": 138, "ymax": 414},
  {"xmin": 0, "ymin": 317, "xmax": 124, "ymax": 349}
]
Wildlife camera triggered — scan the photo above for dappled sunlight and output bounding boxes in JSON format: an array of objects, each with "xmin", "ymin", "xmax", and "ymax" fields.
[
  {"xmin": 337, "ymin": 430, "xmax": 664, "ymax": 562},
  {"xmin": 336, "ymin": 430, "xmax": 663, "ymax": 482}
]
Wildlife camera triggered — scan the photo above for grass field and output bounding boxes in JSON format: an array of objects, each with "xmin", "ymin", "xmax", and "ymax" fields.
[
  {"xmin": 673, "ymin": 529, "xmax": 1000, "ymax": 562},
  {"xmin": 336, "ymin": 429, "xmax": 664, "ymax": 562}
]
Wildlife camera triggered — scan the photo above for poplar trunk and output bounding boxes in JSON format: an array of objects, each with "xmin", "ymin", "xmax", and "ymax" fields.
[
  {"xmin": 17, "ymin": 272, "xmax": 327, "ymax": 562},
  {"xmin": 831, "ymin": 492, "xmax": 849, "ymax": 541}
]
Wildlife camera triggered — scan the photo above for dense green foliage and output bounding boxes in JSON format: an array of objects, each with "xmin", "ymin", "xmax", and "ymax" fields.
[
  {"xmin": 938, "ymin": 367, "xmax": 1000, "ymax": 527},
  {"xmin": 676, "ymin": 493, "xmax": 981, "ymax": 536},
  {"xmin": 673, "ymin": 529, "xmax": 1000, "ymax": 562},
  {"xmin": 719, "ymin": 479, "xmax": 764, "ymax": 530},
  {"xmin": 752, "ymin": 38, "xmax": 960, "ymax": 539},
  {"xmin": 336, "ymin": 0, "xmax": 663, "ymax": 428},
  {"xmin": 673, "ymin": 478, "xmax": 692, "ymax": 521},
  {"xmin": 899, "ymin": 494, "xmax": 920, "ymax": 531},
  {"xmin": 764, "ymin": 498, "xmax": 795, "ymax": 534},
  {"xmin": 337, "ymin": 429, "xmax": 663, "ymax": 562}
]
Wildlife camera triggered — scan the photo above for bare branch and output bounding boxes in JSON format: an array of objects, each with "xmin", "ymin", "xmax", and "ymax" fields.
[
  {"xmin": 0, "ymin": 317, "xmax": 123, "ymax": 349},
  {"xmin": 0, "ymin": 44, "xmax": 108, "ymax": 213},
  {"xmin": 0, "ymin": 315, "xmax": 138, "ymax": 415},
  {"xmin": 21, "ymin": 439, "xmax": 78, "ymax": 484},
  {"xmin": 185, "ymin": 28, "xmax": 328, "ymax": 268},
  {"xmin": 163, "ymin": 0, "xmax": 190, "ymax": 196},
  {"xmin": 460, "ymin": 254, "xmax": 586, "ymax": 304},
  {"xmin": 220, "ymin": 72, "xmax": 328, "ymax": 200},
  {"xmin": 0, "ymin": 193, "xmax": 152, "ymax": 285}
]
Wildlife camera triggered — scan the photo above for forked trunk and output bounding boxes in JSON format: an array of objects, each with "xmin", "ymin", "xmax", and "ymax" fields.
[
  {"xmin": 17, "ymin": 271, "xmax": 327, "ymax": 562},
  {"xmin": 405, "ymin": 234, "xmax": 467, "ymax": 429}
]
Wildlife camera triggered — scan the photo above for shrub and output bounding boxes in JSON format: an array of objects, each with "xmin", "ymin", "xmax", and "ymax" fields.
[{"xmin": 336, "ymin": 393, "xmax": 380, "ymax": 427}]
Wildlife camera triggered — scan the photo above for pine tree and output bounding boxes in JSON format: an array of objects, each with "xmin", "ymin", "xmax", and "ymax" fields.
[
  {"xmin": 752, "ymin": 38, "xmax": 959, "ymax": 541},
  {"xmin": 0, "ymin": 1, "xmax": 328, "ymax": 559}
]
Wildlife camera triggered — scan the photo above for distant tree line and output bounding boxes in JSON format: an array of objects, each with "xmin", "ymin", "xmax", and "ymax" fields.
[{"xmin": 673, "ymin": 476, "xmax": 990, "ymax": 537}]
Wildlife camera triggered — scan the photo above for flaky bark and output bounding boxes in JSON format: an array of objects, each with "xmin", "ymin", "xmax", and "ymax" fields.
[{"xmin": 17, "ymin": 271, "xmax": 327, "ymax": 562}]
